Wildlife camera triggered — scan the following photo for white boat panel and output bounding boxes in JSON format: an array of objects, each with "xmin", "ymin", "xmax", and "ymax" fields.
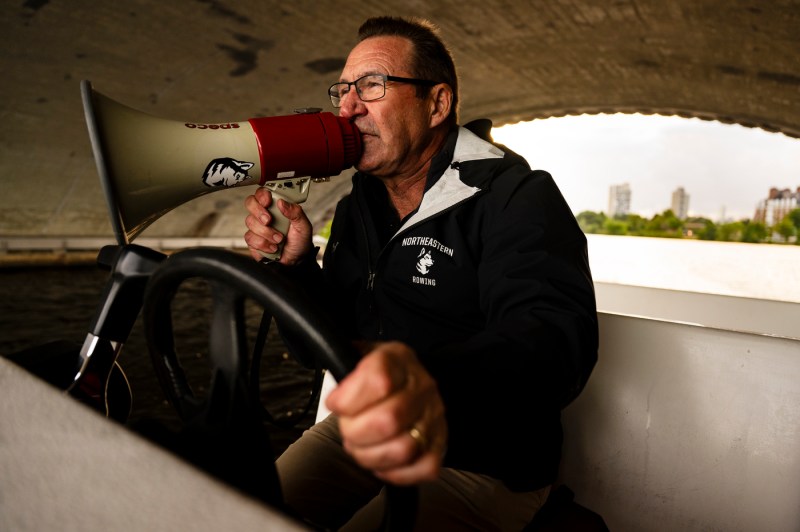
[
  {"xmin": 595, "ymin": 282, "xmax": 800, "ymax": 339},
  {"xmin": 559, "ymin": 312, "xmax": 800, "ymax": 531},
  {"xmin": 0, "ymin": 357, "xmax": 307, "ymax": 531}
]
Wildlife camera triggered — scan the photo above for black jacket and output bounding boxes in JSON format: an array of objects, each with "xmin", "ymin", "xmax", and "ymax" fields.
[{"xmin": 310, "ymin": 124, "xmax": 598, "ymax": 491}]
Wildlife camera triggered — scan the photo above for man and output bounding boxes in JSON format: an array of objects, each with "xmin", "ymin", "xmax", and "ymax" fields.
[{"xmin": 244, "ymin": 16, "xmax": 598, "ymax": 531}]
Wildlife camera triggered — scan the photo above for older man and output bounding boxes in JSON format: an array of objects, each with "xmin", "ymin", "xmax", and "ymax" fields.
[{"xmin": 244, "ymin": 15, "xmax": 598, "ymax": 531}]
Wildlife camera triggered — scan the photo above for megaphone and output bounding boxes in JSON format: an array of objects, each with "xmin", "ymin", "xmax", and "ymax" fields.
[{"xmin": 80, "ymin": 80, "xmax": 361, "ymax": 260}]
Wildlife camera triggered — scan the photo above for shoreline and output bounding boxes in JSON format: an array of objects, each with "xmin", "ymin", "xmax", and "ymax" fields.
[
  {"xmin": 0, "ymin": 236, "xmax": 252, "ymax": 269},
  {"xmin": 0, "ymin": 251, "xmax": 102, "ymax": 269},
  {"xmin": 0, "ymin": 248, "xmax": 255, "ymax": 269}
]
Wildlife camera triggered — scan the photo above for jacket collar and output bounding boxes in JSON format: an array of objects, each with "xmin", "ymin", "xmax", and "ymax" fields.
[{"xmin": 397, "ymin": 126, "xmax": 505, "ymax": 234}]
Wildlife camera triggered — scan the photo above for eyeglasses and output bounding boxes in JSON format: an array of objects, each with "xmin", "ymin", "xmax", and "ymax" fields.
[{"xmin": 328, "ymin": 74, "xmax": 438, "ymax": 107}]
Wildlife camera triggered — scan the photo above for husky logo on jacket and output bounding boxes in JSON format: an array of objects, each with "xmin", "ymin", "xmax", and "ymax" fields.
[
  {"xmin": 403, "ymin": 236, "xmax": 454, "ymax": 287},
  {"xmin": 411, "ymin": 247, "xmax": 437, "ymax": 286},
  {"xmin": 416, "ymin": 248, "xmax": 434, "ymax": 274},
  {"xmin": 202, "ymin": 158, "xmax": 255, "ymax": 187}
]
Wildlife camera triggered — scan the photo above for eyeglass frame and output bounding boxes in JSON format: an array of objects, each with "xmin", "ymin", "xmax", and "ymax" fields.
[{"xmin": 328, "ymin": 74, "xmax": 439, "ymax": 107}]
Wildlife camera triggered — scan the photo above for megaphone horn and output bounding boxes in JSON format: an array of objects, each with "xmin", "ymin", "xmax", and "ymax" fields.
[{"xmin": 80, "ymin": 80, "xmax": 361, "ymax": 260}]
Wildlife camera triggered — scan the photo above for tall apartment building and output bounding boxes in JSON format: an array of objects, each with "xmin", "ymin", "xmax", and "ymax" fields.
[
  {"xmin": 754, "ymin": 186, "xmax": 800, "ymax": 225},
  {"xmin": 608, "ymin": 183, "xmax": 631, "ymax": 218},
  {"xmin": 671, "ymin": 187, "xmax": 690, "ymax": 219}
]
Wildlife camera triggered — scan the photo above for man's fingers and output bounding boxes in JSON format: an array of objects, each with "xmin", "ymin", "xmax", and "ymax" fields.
[
  {"xmin": 326, "ymin": 362, "xmax": 394, "ymax": 417},
  {"xmin": 373, "ymin": 450, "xmax": 443, "ymax": 486}
]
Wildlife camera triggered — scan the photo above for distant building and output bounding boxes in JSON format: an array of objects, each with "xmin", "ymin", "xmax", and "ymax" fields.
[
  {"xmin": 671, "ymin": 187, "xmax": 690, "ymax": 220},
  {"xmin": 608, "ymin": 183, "xmax": 631, "ymax": 217},
  {"xmin": 754, "ymin": 186, "xmax": 800, "ymax": 225}
]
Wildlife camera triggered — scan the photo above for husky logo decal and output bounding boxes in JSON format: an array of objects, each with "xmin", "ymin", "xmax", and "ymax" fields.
[
  {"xmin": 403, "ymin": 238, "xmax": 452, "ymax": 287},
  {"xmin": 416, "ymin": 248, "xmax": 434, "ymax": 274},
  {"xmin": 202, "ymin": 158, "xmax": 255, "ymax": 187}
]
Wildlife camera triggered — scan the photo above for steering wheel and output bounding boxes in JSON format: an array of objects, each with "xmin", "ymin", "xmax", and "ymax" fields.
[
  {"xmin": 141, "ymin": 247, "xmax": 415, "ymax": 530},
  {"xmin": 142, "ymin": 247, "xmax": 358, "ymax": 420}
]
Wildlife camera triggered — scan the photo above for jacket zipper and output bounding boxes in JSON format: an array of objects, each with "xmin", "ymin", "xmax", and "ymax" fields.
[{"xmin": 354, "ymin": 200, "xmax": 384, "ymax": 337}]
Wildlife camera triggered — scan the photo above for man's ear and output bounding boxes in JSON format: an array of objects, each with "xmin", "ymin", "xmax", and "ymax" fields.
[{"xmin": 428, "ymin": 84, "xmax": 453, "ymax": 128}]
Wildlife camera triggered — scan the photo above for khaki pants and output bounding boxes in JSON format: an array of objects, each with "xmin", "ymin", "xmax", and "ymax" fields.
[{"xmin": 277, "ymin": 415, "xmax": 550, "ymax": 531}]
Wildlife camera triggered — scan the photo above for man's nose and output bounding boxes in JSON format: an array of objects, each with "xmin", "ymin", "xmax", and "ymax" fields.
[{"xmin": 337, "ymin": 90, "xmax": 365, "ymax": 120}]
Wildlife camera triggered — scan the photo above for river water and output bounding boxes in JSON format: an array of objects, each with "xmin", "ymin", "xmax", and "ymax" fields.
[
  {"xmin": 587, "ymin": 234, "xmax": 800, "ymax": 303},
  {"xmin": 2, "ymin": 235, "xmax": 798, "ymax": 455},
  {"xmin": 0, "ymin": 261, "xmax": 317, "ymax": 455}
]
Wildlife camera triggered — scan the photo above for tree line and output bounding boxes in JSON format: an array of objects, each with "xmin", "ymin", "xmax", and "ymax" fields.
[{"xmin": 576, "ymin": 208, "xmax": 800, "ymax": 244}]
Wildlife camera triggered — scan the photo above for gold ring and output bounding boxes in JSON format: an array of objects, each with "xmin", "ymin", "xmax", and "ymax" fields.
[{"xmin": 408, "ymin": 424, "xmax": 428, "ymax": 451}]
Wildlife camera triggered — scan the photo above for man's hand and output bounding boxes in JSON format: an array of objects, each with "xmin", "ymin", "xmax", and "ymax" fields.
[
  {"xmin": 326, "ymin": 341, "xmax": 447, "ymax": 486},
  {"xmin": 243, "ymin": 187, "xmax": 313, "ymax": 265}
]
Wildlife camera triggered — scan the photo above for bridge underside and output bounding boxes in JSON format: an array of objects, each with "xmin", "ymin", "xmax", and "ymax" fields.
[{"xmin": 1, "ymin": 1, "xmax": 798, "ymax": 237}]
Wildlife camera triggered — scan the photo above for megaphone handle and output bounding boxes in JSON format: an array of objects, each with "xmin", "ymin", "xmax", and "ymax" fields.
[
  {"xmin": 256, "ymin": 190, "xmax": 291, "ymax": 262},
  {"xmin": 256, "ymin": 178, "xmax": 313, "ymax": 262}
]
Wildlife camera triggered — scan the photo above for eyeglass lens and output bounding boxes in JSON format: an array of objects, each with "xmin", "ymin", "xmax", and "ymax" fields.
[{"xmin": 329, "ymin": 75, "xmax": 386, "ymax": 107}]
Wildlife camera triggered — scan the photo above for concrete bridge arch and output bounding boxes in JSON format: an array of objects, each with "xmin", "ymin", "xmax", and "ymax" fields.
[{"xmin": 1, "ymin": 0, "xmax": 797, "ymax": 238}]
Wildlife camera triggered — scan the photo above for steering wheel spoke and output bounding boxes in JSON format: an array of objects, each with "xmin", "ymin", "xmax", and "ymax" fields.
[{"xmin": 204, "ymin": 279, "xmax": 251, "ymax": 425}]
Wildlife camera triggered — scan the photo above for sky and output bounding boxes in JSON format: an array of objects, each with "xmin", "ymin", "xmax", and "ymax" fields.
[{"xmin": 491, "ymin": 114, "xmax": 800, "ymax": 222}]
